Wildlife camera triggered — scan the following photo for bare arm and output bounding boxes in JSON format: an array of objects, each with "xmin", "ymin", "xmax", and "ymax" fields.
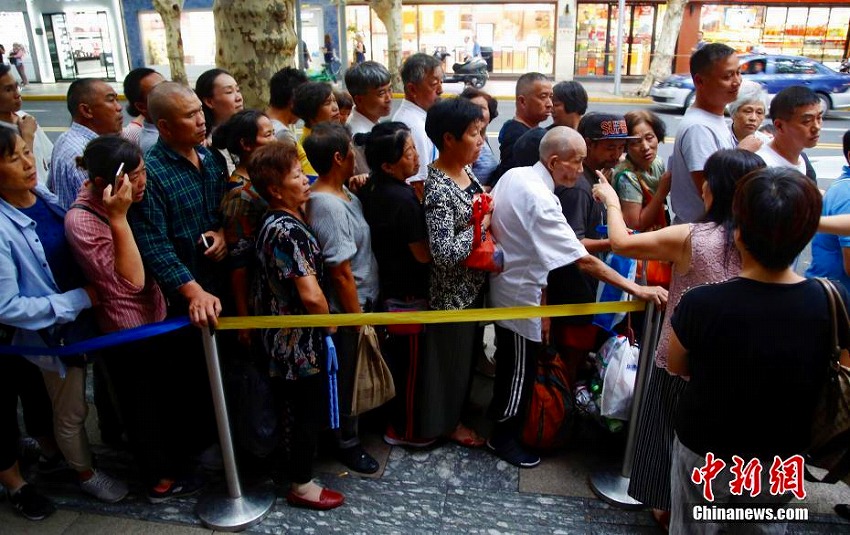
[
  {"xmin": 103, "ymin": 176, "xmax": 145, "ymax": 288},
  {"xmin": 575, "ymin": 254, "xmax": 668, "ymax": 308},
  {"xmin": 666, "ymin": 329, "xmax": 689, "ymax": 376},
  {"xmin": 593, "ymin": 175, "xmax": 689, "ymax": 264},
  {"xmin": 328, "ymin": 260, "xmax": 361, "ymax": 314},
  {"xmin": 408, "ymin": 240, "xmax": 432, "ymax": 263},
  {"xmin": 294, "ymin": 275, "xmax": 330, "ymax": 315},
  {"xmin": 820, "ymin": 215, "xmax": 850, "ymax": 236},
  {"xmin": 581, "ymin": 237, "xmax": 611, "ymax": 254}
]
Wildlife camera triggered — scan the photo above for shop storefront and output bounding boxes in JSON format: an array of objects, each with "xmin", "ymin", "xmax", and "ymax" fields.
[
  {"xmin": 0, "ymin": 0, "xmax": 129, "ymax": 83},
  {"xmin": 345, "ymin": 2, "xmax": 557, "ymax": 76},
  {"xmin": 697, "ymin": 4, "xmax": 849, "ymax": 66},
  {"xmin": 575, "ymin": 1, "xmax": 665, "ymax": 76}
]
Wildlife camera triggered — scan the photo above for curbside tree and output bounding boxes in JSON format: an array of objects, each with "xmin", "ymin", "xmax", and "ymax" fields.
[
  {"xmin": 636, "ymin": 0, "xmax": 686, "ymax": 97},
  {"xmin": 152, "ymin": 0, "xmax": 188, "ymax": 85},
  {"xmin": 370, "ymin": 0, "xmax": 403, "ymax": 91},
  {"xmin": 213, "ymin": 0, "xmax": 298, "ymax": 109}
]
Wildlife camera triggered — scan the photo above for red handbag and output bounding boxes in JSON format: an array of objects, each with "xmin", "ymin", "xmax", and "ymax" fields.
[{"xmin": 461, "ymin": 193, "xmax": 504, "ymax": 273}]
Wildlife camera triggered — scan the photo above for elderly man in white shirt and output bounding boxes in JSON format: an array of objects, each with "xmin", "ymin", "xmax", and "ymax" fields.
[
  {"xmin": 391, "ymin": 53, "xmax": 443, "ymax": 196},
  {"xmin": 345, "ymin": 61, "xmax": 393, "ymax": 174},
  {"xmin": 487, "ymin": 126, "xmax": 667, "ymax": 468}
]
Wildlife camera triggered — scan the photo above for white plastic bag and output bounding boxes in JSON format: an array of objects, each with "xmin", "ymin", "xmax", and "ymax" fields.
[{"xmin": 599, "ymin": 335, "xmax": 639, "ymax": 420}]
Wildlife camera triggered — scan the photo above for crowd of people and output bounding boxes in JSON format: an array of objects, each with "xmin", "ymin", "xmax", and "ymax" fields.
[{"xmin": 0, "ymin": 41, "xmax": 848, "ymax": 534}]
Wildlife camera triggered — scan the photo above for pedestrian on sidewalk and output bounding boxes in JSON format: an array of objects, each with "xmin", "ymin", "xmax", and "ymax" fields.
[{"xmin": 8, "ymin": 43, "xmax": 27, "ymax": 87}]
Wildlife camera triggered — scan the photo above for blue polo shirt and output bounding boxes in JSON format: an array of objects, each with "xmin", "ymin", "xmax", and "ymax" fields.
[{"xmin": 807, "ymin": 171, "xmax": 850, "ymax": 291}]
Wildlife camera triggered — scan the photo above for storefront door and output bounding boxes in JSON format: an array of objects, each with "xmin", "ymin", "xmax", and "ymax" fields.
[
  {"xmin": 43, "ymin": 11, "xmax": 116, "ymax": 81},
  {"xmin": 575, "ymin": 2, "xmax": 663, "ymax": 77}
]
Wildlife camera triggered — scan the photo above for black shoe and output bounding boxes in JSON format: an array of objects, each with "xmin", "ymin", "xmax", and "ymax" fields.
[
  {"xmin": 836, "ymin": 504, "xmax": 850, "ymax": 521},
  {"xmin": 486, "ymin": 437, "xmax": 541, "ymax": 468},
  {"xmin": 338, "ymin": 445, "xmax": 379, "ymax": 474},
  {"xmin": 8, "ymin": 484, "xmax": 56, "ymax": 521}
]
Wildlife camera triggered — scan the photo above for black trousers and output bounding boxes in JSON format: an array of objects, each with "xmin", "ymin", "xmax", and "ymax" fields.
[
  {"xmin": 100, "ymin": 328, "xmax": 210, "ymax": 485},
  {"xmin": 0, "ymin": 355, "xmax": 54, "ymax": 471},
  {"xmin": 488, "ymin": 325, "xmax": 539, "ymax": 441},
  {"xmin": 272, "ymin": 373, "xmax": 327, "ymax": 484},
  {"xmin": 331, "ymin": 327, "xmax": 360, "ymax": 448}
]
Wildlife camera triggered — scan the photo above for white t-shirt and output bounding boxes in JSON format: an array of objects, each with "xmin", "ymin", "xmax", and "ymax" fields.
[
  {"xmin": 347, "ymin": 108, "xmax": 376, "ymax": 175},
  {"xmin": 391, "ymin": 99, "xmax": 437, "ymax": 183},
  {"xmin": 669, "ymin": 107, "xmax": 735, "ymax": 224},
  {"xmin": 489, "ymin": 162, "xmax": 588, "ymax": 342},
  {"xmin": 0, "ymin": 113, "xmax": 53, "ymax": 186},
  {"xmin": 756, "ymin": 143, "xmax": 807, "ymax": 174}
]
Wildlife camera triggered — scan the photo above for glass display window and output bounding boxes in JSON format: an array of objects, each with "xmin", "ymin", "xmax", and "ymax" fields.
[
  {"xmin": 139, "ymin": 10, "xmax": 216, "ymax": 67},
  {"xmin": 345, "ymin": 3, "xmax": 555, "ymax": 75}
]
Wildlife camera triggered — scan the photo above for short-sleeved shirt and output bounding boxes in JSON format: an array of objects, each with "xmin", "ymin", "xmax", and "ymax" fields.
[
  {"xmin": 807, "ymin": 177, "xmax": 850, "ymax": 291},
  {"xmin": 557, "ymin": 167, "xmax": 604, "ymax": 241},
  {"xmin": 0, "ymin": 113, "xmax": 53, "ymax": 186},
  {"xmin": 359, "ymin": 173, "xmax": 429, "ymax": 300},
  {"xmin": 489, "ymin": 162, "xmax": 588, "ymax": 341},
  {"xmin": 512, "ymin": 126, "xmax": 548, "ymax": 168},
  {"xmin": 347, "ymin": 108, "xmax": 377, "ymax": 175},
  {"xmin": 64, "ymin": 188, "xmax": 167, "ymax": 332},
  {"xmin": 130, "ymin": 140, "xmax": 228, "ymax": 301},
  {"xmin": 673, "ymin": 277, "xmax": 834, "ymax": 459},
  {"xmin": 221, "ymin": 171, "xmax": 269, "ymax": 271},
  {"xmin": 307, "ymin": 188, "xmax": 379, "ymax": 311},
  {"xmin": 298, "ymin": 128, "xmax": 319, "ymax": 183},
  {"xmin": 48, "ymin": 122, "xmax": 97, "ymax": 209},
  {"xmin": 254, "ymin": 210, "xmax": 324, "ymax": 380},
  {"xmin": 757, "ymin": 143, "xmax": 804, "ymax": 173},
  {"xmin": 669, "ymin": 107, "xmax": 735, "ymax": 223},
  {"xmin": 392, "ymin": 99, "xmax": 436, "ymax": 184},
  {"xmin": 18, "ymin": 197, "xmax": 84, "ymax": 293},
  {"xmin": 492, "ymin": 119, "xmax": 531, "ymax": 184},
  {"xmin": 612, "ymin": 156, "xmax": 665, "ymax": 204}
]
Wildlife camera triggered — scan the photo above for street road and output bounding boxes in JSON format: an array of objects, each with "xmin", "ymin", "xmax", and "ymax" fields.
[
  {"xmin": 26, "ymin": 94, "xmax": 848, "ymax": 272},
  {"xmin": 26, "ymin": 95, "xmax": 850, "ymax": 188}
]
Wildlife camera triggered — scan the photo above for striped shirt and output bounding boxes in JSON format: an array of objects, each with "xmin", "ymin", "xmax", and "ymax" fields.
[
  {"xmin": 130, "ymin": 139, "xmax": 227, "ymax": 299},
  {"xmin": 48, "ymin": 122, "xmax": 97, "ymax": 209},
  {"xmin": 64, "ymin": 187, "xmax": 166, "ymax": 332}
]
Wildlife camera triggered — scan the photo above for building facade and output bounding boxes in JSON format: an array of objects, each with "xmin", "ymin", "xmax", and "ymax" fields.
[{"xmin": 0, "ymin": 0, "xmax": 130, "ymax": 83}]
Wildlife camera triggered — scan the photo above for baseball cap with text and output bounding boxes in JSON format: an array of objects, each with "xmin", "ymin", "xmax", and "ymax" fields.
[{"xmin": 577, "ymin": 112, "xmax": 638, "ymax": 141}]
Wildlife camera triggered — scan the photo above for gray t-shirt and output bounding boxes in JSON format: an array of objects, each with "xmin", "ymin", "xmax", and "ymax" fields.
[
  {"xmin": 669, "ymin": 107, "xmax": 735, "ymax": 223},
  {"xmin": 307, "ymin": 188, "xmax": 380, "ymax": 312}
]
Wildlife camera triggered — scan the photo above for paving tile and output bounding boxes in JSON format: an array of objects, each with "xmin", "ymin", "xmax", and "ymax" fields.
[
  {"xmin": 381, "ymin": 441, "xmax": 518, "ymax": 493},
  {"xmin": 63, "ymin": 513, "xmax": 212, "ymax": 534},
  {"xmin": 0, "ymin": 508, "xmax": 79, "ymax": 535},
  {"xmin": 241, "ymin": 477, "xmax": 445, "ymax": 534}
]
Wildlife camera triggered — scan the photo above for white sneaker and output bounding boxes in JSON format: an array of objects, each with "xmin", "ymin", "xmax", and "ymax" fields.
[{"xmin": 80, "ymin": 470, "xmax": 128, "ymax": 503}]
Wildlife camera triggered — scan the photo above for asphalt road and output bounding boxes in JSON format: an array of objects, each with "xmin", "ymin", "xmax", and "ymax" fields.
[{"xmin": 26, "ymin": 96, "xmax": 850, "ymax": 187}]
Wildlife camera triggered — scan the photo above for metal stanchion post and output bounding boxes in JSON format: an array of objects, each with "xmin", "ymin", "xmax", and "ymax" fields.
[
  {"xmin": 589, "ymin": 302, "xmax": 662, "ymax": 509},
  {"xmin": 196, "ymin": 327, "xmax": 275, "ymax": 532}
]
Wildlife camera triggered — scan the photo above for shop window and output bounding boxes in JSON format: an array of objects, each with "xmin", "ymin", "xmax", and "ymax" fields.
[{"xmin": 139, "ymin": 10, "xmax": 215, "ymax": 66}]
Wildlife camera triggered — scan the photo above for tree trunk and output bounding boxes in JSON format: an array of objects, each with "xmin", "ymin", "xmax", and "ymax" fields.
[
  {"xmin": 152, "ymin": 0, "xmax": 187, "ymax": 85},
  {"xmin": 213, "ymin": 0, "xmax": 297, "ymax": 109},
  {"xmin": 636, "ymin": 0, "xmax": 686, "ymax": 96},
  {"xmin": 371, "ymin": 0, "xmax": 403, "ymax": 91}
]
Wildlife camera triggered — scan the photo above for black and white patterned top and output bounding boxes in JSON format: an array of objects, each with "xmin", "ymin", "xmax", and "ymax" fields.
[{"xmin": 423, "ymin": 164, "xmax": 486, "ymax": 310}]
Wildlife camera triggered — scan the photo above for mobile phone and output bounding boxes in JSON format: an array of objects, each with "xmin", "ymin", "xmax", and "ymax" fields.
[{"xmin": 200, "ymin": 234, "xmax": 212, "ymax": 250}]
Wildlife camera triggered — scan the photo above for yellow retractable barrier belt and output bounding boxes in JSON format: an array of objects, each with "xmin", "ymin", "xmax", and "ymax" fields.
[{"xmin": 216, "ymin": 301, "xmax": 646, "ymax": 330}]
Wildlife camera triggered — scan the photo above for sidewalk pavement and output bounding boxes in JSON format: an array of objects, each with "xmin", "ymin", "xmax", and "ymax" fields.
[
  {"xmin": 2, "ymin": 360, "xmax": 850, "ymax": 534},
  {"xmin": 19, "ymin": 78, "xmax": 650, "ymax": 104}
]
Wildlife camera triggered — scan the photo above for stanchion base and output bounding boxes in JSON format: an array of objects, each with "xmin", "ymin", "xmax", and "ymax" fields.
[
  {"xmin": 589, "ymin": 470, "xmax": 644, "ymax": 510},
  {"xmin": 196, "ymin": 481, "xmax": 275, "ymax": 532}
]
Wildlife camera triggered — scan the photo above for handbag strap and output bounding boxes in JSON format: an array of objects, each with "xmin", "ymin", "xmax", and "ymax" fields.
[{"xmin": 815, "ymin": 278, "xmax": 842, "ymax": 364}]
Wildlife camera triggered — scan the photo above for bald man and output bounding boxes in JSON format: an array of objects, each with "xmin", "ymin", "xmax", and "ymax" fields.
[{"xmin": 487, "ymin": 127, "xmax": 667, "ymax": 468}]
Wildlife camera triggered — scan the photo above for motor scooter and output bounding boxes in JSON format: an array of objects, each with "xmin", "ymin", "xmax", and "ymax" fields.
[{"xmin": 433, "ymin": 50, "xmax": 488, "ymax": 88}]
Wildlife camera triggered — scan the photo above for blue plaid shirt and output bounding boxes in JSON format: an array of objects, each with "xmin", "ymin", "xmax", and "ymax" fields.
[
  {"xmin": 48, "ymin": 122, "xmax": 97, "ymax": 209},
  {"xmin": 130, "ymin": 139, "xmax": 227, "ymax": 299}
]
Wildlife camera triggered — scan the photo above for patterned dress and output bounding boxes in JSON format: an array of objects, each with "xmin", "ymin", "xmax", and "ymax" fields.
[{"xmin": 254, "ymin": 210, "xmax": 325, "ymax": 380}]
